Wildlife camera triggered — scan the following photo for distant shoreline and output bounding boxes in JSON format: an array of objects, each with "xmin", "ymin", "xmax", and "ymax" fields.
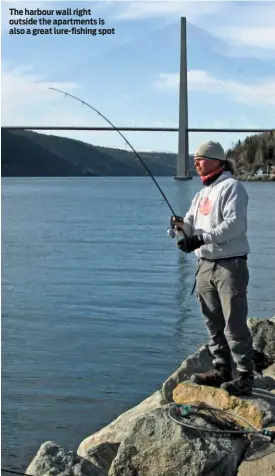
[
  {"xmin": 1, "ymin": 174, "xmax": 197, "ymax": 178},
  {"xmin": 237, "ymin": 174, "xmax": 275, "ymax": 182},
  {"xmin": 2, "ymin": 174, "xmax": 274, "ymax": 181}
]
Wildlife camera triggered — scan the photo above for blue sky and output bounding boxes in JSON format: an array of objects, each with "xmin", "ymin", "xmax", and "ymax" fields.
[{"xmin": 2, "ymin": 0, "xmax": 275, "ymax": 153}]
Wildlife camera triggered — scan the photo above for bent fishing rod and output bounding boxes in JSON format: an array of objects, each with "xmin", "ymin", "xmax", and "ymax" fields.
[{"xmin": 49, "ymin": 87, "xmax": 184, "ymax": 240}]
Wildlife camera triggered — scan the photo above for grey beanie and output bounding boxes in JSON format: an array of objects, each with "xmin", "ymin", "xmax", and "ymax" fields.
[{"xmin": 194, "ymin": 140, "xmax": 226, "ymax": 161}]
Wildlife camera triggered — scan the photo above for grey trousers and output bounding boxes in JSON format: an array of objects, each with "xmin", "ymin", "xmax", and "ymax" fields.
[{"xmin": 196, "ymin": 257, "xmax": 254, "ymax": 373}]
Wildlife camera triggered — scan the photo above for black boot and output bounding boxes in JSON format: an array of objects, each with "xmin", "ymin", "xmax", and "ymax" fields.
[
  {"xmin": 190, "ymin": 363, "xmax": 232, "ymax": 387},
  {"xmin": 221, "ymin": 371, "xmax": 254, "ymax": 396}
]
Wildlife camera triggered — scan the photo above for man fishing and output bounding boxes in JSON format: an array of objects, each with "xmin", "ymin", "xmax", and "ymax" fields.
[
  {"xmin": 172, "ymin": 140, "xmax": 254, "ymax": 396},
  {"xmin": 49, "ymin": 89, "xmax": 254, "ymax": 396}
]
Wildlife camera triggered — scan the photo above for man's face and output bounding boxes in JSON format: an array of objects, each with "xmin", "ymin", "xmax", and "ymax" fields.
[{"xmin": 194, "ymin": 157, "xmax": 222, "ymax": 176}]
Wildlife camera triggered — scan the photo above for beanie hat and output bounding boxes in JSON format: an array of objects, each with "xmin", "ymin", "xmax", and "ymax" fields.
[{"xmin": 194, "ymin": 140, "xmax": 226, "ymax": 162}]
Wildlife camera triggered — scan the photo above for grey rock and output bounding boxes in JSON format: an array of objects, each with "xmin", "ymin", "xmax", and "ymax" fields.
[
  {"xmin": 109, "ymin": 405, "xmax": 247, "ymax": 476},
  {"xmin": 162, "ymin": 345, "xmax": 213, "ymax": 402},
  {"xmin": 26, "ymin": 441, "xmax": 105, "ymax": 476},
  {"xmin": 253, "ymin": 373, "xmax": 275, "ymax": 391},
  {"xmin": 248, "ymin": 318, "xmax": 275, "ymax": 360},
  {"xmin": 78, "ymin": 391, "xmax": 168, "ymax": 456},
  {"xmin": 85, "ymin": 442, "xmax": 120, "ymax": 473},
  {"xmin": 253, "ymin": 349, "xmax": 273, "ymax": 373},
  {"xmin": 249, "ymin": 387, "xmax": 275, "ymax": 426},
  {"xmin": 263, "ymin": 363, "xmax": 275, "ymax": 379}
]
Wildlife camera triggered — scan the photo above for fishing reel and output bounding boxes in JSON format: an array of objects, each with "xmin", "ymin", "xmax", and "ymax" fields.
[
  {"xmin": 167, "ymin": 215, "xmax": 185, "ymax": 240},
  {"xmin": 167, "ymin": 227, "xmax": 185, "ymax": 239},
  {"xmin": 167, "ymin": 227, "xmax": 177, "ymax": 238}
]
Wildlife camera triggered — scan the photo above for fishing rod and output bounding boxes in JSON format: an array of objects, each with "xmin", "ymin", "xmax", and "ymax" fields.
[{"xmin": 49, "ymin": 87, "xmax": 185, "ymax": 240}]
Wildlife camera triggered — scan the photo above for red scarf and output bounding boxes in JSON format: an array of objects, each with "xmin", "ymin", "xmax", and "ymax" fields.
[{"xmin": 201, "ymin": 166, "xmax": 225, "ymax": 185}]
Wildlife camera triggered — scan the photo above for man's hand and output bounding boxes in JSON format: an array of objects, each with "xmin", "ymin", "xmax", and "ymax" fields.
[
  {"xmin": 170, "ymin": 215, "xmax": 184, "ymax": 230},
  {"xmin": 177, "ymin": 235, "xmax": 204, "ymax": 253}
]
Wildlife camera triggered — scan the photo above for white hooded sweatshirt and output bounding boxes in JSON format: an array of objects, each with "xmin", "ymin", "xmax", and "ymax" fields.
[{"xmin": 183, "ymin": 171, "xmax": 250, "ymax": 260}]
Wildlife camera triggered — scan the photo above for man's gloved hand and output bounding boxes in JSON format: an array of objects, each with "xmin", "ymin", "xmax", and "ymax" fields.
[
  {"xmin": 170, "ymin": 215, "xmax": 184, "ymax": 230},
  {"xmin": 177, "ymin": 235, "xmax": 204, "ymax": 253}
]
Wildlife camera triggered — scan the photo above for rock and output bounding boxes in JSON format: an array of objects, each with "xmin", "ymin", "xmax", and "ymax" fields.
[
  {"xmin": 248, "ymin": 318, "xmax": 275, "ymax": 360},
  {"xmin": 238, "ymin": 448, "xmax": 275, "ymax": 476},
  {"xmin": 253, "ymin": 373, "xmax": 275, "ymax": 391},
  {"xmin": 85, "ymin": 442, "xmax": 120, "ymax": 473},
  {"xmin": 108, "ymin": 405, "xmax": 247, "ymax": 476},
  {"xmin": 26, "ymin": 441, "xmax": 105, "ymax": 476},
  {"xmin": 173, "ymin": 382, "xmax": 275, "ymax": 428},
  {"xmin": 162, "ymin": 345, "xmax": 213, "ymax": 402},
  {"xmin": 78, "ymin": 390, "xmax": 168, "ymax": 456},
  {"xmin": 254, "ymin": 359, "xmax": 275, "ymax": 390},
  {"xmin": 253, "ymin": 349, "xmax": 274, "ymax": 373},
  {"xmin": 263, "ymin": 363, "xmax": 275, "ymax": 380},
  {"xmin": 26, "ymin": 318, "xmax": 275, "ymax": 476},
  {"xmin": 243, "ymin": 427, "xmax": 275, "ymax": 461},
  {"xmin": 162, "ymin": 332, "xmax": 275, "ymax": 402}
]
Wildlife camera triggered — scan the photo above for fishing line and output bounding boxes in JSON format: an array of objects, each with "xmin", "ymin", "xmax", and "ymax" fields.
[{"xmin": 49, "ymin": 87, "xmax": 177, "ymax": 216}]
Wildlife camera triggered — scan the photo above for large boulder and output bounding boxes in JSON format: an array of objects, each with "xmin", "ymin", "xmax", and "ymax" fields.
[
  {"xmin": 78, "ymin": 390, "xmax": 168, "ymax": 457},
  {"xmin": 26, "ymin": 441, "xmax": 106, "ymax": 476},
  {"xmin": 162, "ymin": 347, "xmax": 275, "ymax": 403},
  {"xmin": 248, "ymin": 317, "xmax": 275, "ymax": 360},
  {"xmin": 108, "ymin": 405, "xmax": 247, "ymax": 476},
  {"xmin": 162, "ymin": 318, "xmax": 275, "ymax": 402},
  {"xmin": 173, "ymin": 382, "xmax": 275, "ymax": 429}
]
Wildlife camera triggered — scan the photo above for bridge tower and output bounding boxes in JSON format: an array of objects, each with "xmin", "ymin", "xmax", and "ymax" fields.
[{"xmin": 175, "ymin": 17, "xmax": 192, "ymax": 180}]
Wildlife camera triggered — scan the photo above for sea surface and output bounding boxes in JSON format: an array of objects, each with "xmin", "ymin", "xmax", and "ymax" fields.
[{"xmin": 2, "ymin": 177, "xmax": 275, "ymax": 471}]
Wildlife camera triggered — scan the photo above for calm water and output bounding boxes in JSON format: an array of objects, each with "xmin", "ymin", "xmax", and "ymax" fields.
[{"xmin": 2, "ymin": 177, "xmax": 275, "ymax": 470}]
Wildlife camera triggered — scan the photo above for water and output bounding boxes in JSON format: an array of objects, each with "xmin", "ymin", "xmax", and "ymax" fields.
[{"xmin": 2, "ymin": 177, "xmax": 275, "ymax": 471}]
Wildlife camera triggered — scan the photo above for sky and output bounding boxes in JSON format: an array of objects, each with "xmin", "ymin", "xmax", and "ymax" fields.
[{"xmin": 1, "ymin": 0, "xmax": 275, "ymax": 153}]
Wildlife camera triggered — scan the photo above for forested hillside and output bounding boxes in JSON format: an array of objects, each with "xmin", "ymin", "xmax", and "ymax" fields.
[
  {"xmin": 2, "ymin": 129, "xmax": 196, "ymax": 177},
  {"xmin": 2, "ymin": 129, "xmax": 274, "ymax": 178},
  {"xmin": 227, "ymin": 130, "xmax": 275, "ymax": 175}
]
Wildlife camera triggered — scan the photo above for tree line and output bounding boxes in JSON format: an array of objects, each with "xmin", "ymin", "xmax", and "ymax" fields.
[{"xmin": 227, "ymin": 130, "xmax": 275, "ymax": 175}]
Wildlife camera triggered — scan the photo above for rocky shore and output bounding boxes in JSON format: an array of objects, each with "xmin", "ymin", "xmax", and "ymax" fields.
[{"xmin": 26, "ymin": 316, "xmax": 275, "ymax": 476}]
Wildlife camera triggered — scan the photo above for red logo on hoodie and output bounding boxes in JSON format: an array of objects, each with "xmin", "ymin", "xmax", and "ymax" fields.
[{"xmin": 199, "ymin": 197, "xmax": 212, "ymax": 215}]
